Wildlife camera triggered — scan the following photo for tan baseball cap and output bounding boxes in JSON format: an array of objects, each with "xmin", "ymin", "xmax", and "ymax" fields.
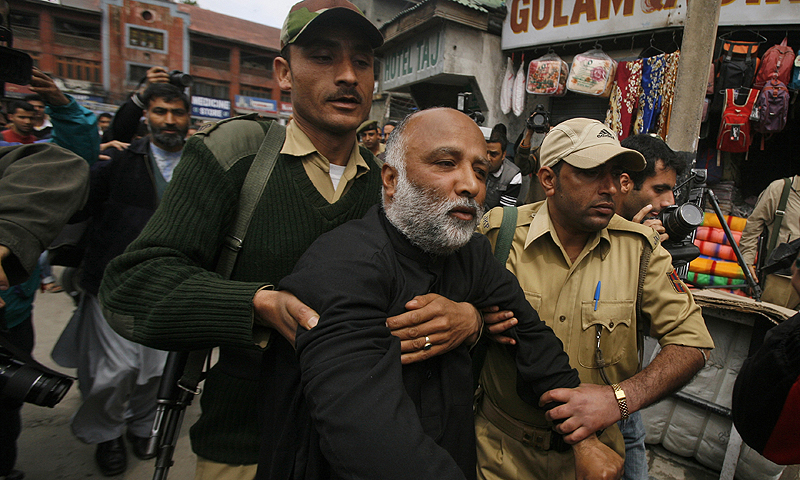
[
  {"xmin": 540, "ymin": 118, "xmax": 645, "ymax": 172},
  {"xmin": 280, "ymin": 0, "xmax": 383, "ymax": 49}
]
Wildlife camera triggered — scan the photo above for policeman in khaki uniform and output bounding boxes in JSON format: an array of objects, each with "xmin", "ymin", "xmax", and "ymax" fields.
[{"xmin": 476, "ymin": 118, "xmax": 714, "ymax": 480}]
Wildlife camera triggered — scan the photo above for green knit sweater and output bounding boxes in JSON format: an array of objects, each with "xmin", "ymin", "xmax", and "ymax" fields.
[{"xmin": 99, "ymin": 117, "xmax": 382, "ymax": 464}]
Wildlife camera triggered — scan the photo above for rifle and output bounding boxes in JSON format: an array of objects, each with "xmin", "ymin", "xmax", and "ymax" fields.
[{"xmin": 149, "ymin": 350, "xmax": 208, "ymax": 480}]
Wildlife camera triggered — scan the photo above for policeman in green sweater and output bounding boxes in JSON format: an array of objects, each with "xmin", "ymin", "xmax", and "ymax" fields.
[{"xmin": 99, "ymin": 1, "xmax": 486, "ymax": 478}]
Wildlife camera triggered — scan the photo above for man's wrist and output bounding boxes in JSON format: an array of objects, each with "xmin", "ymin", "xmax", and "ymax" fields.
[{"xmin": 611, "ymin": 383, "xmax": 629, "ymax": 420}]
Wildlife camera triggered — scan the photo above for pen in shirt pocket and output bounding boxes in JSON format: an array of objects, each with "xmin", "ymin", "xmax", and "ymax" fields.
[{"xmin": 594, "ymin": 281, "xmax": 601, "ymax": 311}]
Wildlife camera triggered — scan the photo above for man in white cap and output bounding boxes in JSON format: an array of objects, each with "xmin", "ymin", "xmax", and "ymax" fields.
[{"xmin": 476, "ymin": 118, "xmax": 714, "ymax": 480}]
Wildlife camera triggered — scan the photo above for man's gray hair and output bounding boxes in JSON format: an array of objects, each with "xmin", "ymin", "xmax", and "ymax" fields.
[{"xmin": 383, "ymin": 112, "xmax": 417, "ymax": 176}]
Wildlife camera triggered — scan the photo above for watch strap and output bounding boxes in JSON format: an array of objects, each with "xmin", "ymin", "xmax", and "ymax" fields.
[{"xmin": 611, "ymin": 383, "xmax": 630, "ymax": 420}]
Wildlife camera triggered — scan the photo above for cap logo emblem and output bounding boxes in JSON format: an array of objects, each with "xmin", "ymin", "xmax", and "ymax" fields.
[{"xmin": 597, "ymin": 129, "xmax": 614, "ymax": 139}]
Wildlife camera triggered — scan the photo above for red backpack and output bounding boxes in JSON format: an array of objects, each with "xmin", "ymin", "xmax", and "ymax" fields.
[
  {"xmin": 754, "ymin": 38, "xmax": 795, "ymax": 89},
  {"xmin": 717, "ymin": 88, "xmax": 758, "ymax": 154}
]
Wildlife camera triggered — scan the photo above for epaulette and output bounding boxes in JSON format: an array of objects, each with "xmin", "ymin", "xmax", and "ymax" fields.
[
  {"xmin": 607, "ymin": 215, "xmax": 660, "ymax": 250},
  {"xmin": 195, "ymin": 114, "xmax": 270, "ymax": 171},
  {"xmin": 479, "ymin": 202, "xmax": 540, "ymax": 233}
]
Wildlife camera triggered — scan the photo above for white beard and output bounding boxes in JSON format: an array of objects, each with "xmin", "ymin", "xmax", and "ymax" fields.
[{"xmin": 384, "ymin": 170, "xmax": 484, "ymax": 256}]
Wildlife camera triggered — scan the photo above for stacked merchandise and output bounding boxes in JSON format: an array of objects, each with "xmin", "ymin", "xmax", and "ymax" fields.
[{"xmin": 687, "ymin": 213, "xmax": 748, "ymax": 294}]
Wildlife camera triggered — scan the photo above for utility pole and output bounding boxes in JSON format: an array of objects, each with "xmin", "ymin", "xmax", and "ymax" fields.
[{"xmin": 666, "ymin": 0, "xmax": 722, "ymax": 155}]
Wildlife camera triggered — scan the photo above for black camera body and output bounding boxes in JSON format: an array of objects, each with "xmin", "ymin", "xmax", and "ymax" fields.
[
  {"xmin": 0, "ymin": 326, "xmax": 73, "ymax": 408},
  {"xmin": 168, "ymin": 70, "xmax": 193, "ymax": 89},
  {"xmin": 527, "ymin": 104, "xmax": 550, "ymax": 134},
  {"xmin": 658, "ymin": 169, "xmax": 709, "ymax": 269},
  {"xmin": 1, "ymin": 0, "xmax": 34, "ymax": 88}
]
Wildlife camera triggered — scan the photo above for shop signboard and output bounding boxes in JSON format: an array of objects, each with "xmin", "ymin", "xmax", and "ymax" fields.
[
  {"xmin": 279, "ymin": 102, "xmax": 293, "ymax": 115},
  {"xmin": 719, "ymin": 0, "xmax": 800, "ymax": 26},
  {"xmin": 502, "ymin": 0, "xmax": 684, "ymax": 49},
  {"xmin": 382, "ymin": 30, "xmax": 445, "ymax": 90},
  {"xmin": 503, "ymin": 0, "xmax": 800, "ymax": 50},
  {"xmin": 234, "ymin": 95, "xmax": 278, "ymax": 115},
  {"xmin": 191, "ymin": 95, "xmax": 230, "ymax": 120}
]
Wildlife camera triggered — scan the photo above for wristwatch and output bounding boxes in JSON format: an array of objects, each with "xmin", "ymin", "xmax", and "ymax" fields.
[{"xmin": 611, "ymin": 383, "xmax": 629, "ymax": 420}]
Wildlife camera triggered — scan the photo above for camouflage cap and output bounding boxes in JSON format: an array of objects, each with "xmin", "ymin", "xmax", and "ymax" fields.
[{"xmin": 281, "ymin": 0, "xmax": 383, "ymax": 49}]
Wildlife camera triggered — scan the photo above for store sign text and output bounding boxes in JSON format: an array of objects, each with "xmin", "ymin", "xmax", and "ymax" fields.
[
  {"xmin": 509, "ymin": 0, "xmax": 679, "ymax": 33},
  {"xmin": 383, "ymin": 31, "xmax": 444, "ymax": 90}
]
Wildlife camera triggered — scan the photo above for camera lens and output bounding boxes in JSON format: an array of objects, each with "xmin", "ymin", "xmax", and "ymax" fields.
[
  {"xmin": 662, "ymin": 204, "xmax": 704, "ymax": 240},
  {"xmin": 0, "ymin": 356, "xmax": 73, "ymax": 408},
  {"xmin": 169, "ymin": 70, "xmax": 193, "ymax": 88}
]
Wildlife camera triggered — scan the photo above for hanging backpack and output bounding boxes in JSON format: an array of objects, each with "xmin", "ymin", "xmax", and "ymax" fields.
[
  {"xmin": 789, "ymin": 54, "xmax": 800, "ymax": 91},
  {"xmin": 754, "ymin": 38, "xmax": 795, "ymax": 89},
  {"xmin": 715, "ymin": 39, "xmax": 760, "ymax": 93},
  {"xmin": 753, "ymin": 78, "xmax": 790, "ymax": 138},
  {"xmin": 717, "ymin": 88, "xmax": 758, "ymax": 154}
]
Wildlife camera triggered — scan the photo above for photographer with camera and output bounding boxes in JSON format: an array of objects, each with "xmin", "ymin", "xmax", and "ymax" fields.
[
  {"xmin": 0, "ymin": 142, "xmax": 90, "ymax": 480},
  {"xmin": 51, "ymin": 82, "xmax": 190, "ymax": 476},
  {"xmin": 617, "ymin": 134, "xmax": 687, "ymax": 243},
  {"xmin": 102, "ymin": 66, "xmax": 191, "ymax": 145}
]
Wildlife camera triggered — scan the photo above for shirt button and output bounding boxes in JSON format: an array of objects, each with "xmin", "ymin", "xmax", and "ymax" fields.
[
  {"xmin": 559, "ymin": 315, "xmax": 566, "ymax": 322},
  {"xmin": 609, "ymin": 321, "xmax": 615, "ymax": 328}
]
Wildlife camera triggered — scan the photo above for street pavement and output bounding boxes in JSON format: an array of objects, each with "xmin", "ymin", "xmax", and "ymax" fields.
[{"xmin": 14, "ymin": 269, "xmax": 199, "ymax": 480}]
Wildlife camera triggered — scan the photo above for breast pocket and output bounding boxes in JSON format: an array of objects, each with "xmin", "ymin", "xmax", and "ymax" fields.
[{"xmin": 578, "ymin": 300, "xmax": 634, "ymax": 370}]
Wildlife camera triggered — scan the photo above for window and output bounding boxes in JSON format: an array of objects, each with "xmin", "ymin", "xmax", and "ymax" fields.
[
  {"xmin": 240, "ymin": 85, "xmax": 272, "ymax": 99},
  {"xmin": 54, "ymin": 18, "xmax": 100, "ymax": 41},
  {"xmin": 127, "ymin": 64, "xmax": 151, "ymax": 85},
  {"xmin": 9, "ymin": 12, "xmax": 39, "ymax": 30},
  {"xmin": 191, "ymin": 42, "xmax": 230, "ymax": 62},
  {"xmin": 240, "ymin": 51, "xmax": 272, "ymax": 71},
  {"xmin": 280, "ymin": 91, "xmax": 291, "ymax": 103},
  {"xmin": 56, "ymin": 57, "xmax": 101, "ymax": 83},
  {"xmin": 193, "ymin": 81, "xmax": 229, "ymax": 99},
  {"xmin": 128, "ymin": 26, "xmax": 167, "ymax": 52}
]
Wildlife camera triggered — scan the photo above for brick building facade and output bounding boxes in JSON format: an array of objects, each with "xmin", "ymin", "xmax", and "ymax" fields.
[{"xmin": 7, "ymin": 0, "xmax": 285, "ymax": 121}]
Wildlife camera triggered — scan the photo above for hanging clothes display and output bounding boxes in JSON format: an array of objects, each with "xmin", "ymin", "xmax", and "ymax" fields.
[
  {"xmin": 656, "ymin": 50, "xmax": 680, "ymax": 138},
  {"xmin": 634, "ymin": 53, "xmax": 667, "ymax": 135},
  {"xmin": 605, "ymin": 59, "xmax": 643, "ymax": 141}
]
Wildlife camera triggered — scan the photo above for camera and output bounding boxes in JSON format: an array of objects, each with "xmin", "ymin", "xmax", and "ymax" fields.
[
  {"xmin": 0, "ymin": 338, "xmax": 73, "ymax": 408},
  {"xmin": 0, "ymin": 0, "xmax": 34, "ymax": 88},
  {"xmin": 168, "ymin": 70, "xmax": 193, "ymax": 89},
  {"xmin": 526, "ymin": 104, "xmax": 550, "ymax": 134},
  {"xmin": 457, "ymin": 92, "xmax": 484, "ymax": 126},
  {"xmin": 658, "ymin": 203, "xmax": 704, "ymax": 242}
]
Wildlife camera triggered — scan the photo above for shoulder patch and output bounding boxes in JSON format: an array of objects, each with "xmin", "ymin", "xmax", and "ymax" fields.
[
  {"xmin": 479, "ymin": 204, "xmax": 535, "ymax": 234},
  {"xmin": 197, "ymin": 115, "xmax": 270, "ymax": 171},
  {"xmin": 667, "ymin": 270, "xmax": 688, "ymax": 294}
]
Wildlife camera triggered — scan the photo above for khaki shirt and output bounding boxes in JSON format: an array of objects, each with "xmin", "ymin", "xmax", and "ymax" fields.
[
  {"xmin": 478, "ymin": 200, "xmax": 714, "ymax": 425},
  {"xmin": 740, "ymin": 175, "xmax": 800, "ymax": 267},
  {"xmin": 281, "ymin": 121, "xmax": 371, "ymax": 203}
]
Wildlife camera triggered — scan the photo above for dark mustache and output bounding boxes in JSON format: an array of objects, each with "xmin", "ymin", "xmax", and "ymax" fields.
[{"xmin": 326, "ymin": 87, "xmax": 363, "ymax": 103}]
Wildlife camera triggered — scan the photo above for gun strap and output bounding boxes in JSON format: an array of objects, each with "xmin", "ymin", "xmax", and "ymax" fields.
[
  {"xmin": 179, "ymin": 121, "xmax": 286, "ymax": 390},
  {"xmin": 494, "ymin": 206, "xmax": 518, "ymax": 265},
  {"xmin": 767, "ymin": 176, "xmax": 793, "ymax": 257}
]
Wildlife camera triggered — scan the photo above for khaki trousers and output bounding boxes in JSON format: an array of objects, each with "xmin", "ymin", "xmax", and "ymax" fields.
[
  {"xmin": 195, "ymin": 457, "xmax": 257, "ymax": 480},
  {"xmin": 475, "ymin": 406, "xmax": 625, "ymax": 480}
]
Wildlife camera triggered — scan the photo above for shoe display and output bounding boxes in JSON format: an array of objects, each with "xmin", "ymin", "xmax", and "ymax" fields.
[
  {"xmin": 95, "ymin": 437, "xmax": 126, "ymax": 476},
  {"xmin": 126, "ymin": 430, "xmax": 156, "ymax": 460}
]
